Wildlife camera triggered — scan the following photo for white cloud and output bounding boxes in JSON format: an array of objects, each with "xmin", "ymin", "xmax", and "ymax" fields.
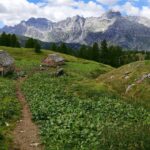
[
  {"xmin": 97, "ymin": 0, "xmax": 119, "ymax": 5},
  {"xmin": 140, "ymin": 6, "xmax": 150, "ymax": 19},
  {"xmin": 0, "ymin": 0, "xmax": 39, "ymax": 25},
  {"xmin": 0, "ymin": 0, "xmax": 105, "ymax": 26},
  {"xmin": 123, "ymin": 2, "xmax": 140, "ymax": 16},
  {"xmin": 113, "ymin": 2, "xmax": 150, "ymax": 19},
  {"xmin": 0, "ymin": 0, "xmax": 150, "ymax": 27}
]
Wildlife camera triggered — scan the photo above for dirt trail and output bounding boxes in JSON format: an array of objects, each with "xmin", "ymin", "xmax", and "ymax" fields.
[{"xmin": 12, "ymin": 77, "xmax": 44, "ymax": 150}]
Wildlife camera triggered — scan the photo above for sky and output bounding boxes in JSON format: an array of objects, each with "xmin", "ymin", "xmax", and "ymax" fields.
[{"xmin": 0, "ymin": 0, "xmax": 150, "ymax": 27}]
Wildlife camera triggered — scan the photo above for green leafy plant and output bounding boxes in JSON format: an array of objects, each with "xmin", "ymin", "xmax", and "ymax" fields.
[
  {"xmin": 0, "ymin": 78, "xmax": 20, "ymax": 149},
  {"xmin": 23, "ymin": 73, "xmax": 150, "ymax": 150}
]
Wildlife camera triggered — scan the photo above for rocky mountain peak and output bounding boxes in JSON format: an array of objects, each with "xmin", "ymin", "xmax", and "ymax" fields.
[
  {"xmin": 102, "ymin": 10, "xmax": 122, "ymax": 19},
  {"xmin": 25, "ymin": 17, "xmax": 52, "ymax": 25},
  {"xmin": 1, "ymin": 12, "xmax": 150, "ymax": 51},
  {"xmin": 71, "ymin": 15, "xmax": 85, "ymax": 22},
  {"xmin": 73, "ymin": 15, "xmax": 83, "ymax": 19}
]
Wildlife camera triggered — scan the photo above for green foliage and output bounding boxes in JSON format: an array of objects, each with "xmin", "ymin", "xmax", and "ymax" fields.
[
  {"xmin": 22, "ymin": 73, "xmax": 150, "ymax": 150},
  {"xmin": 25, "ymin": 38, "xmax": 41, "ymax": 53},
  {"xmin": 100, "ymin": 40, "xmax": 108, "ymax": 63},
  {"xmin": 25, "ymin": 38, "xmax": 35, "ymax": 48},
  {"xmin": 0, "ymin": 78, "xmax": 20, "ymax": 149},
  {"xmin": 107, "ymin": 45, "xmax": 123, "ymax": 67},
  {"xmin": 145, "ymin": 51, "xmax": 150, "ymax": 59},
  {"xmin": 50, "ymin": 43, "xmax": 73, "ymax": 55},
  {"xmin": 79, "ymin": 45, "xmax": 87, "ymax": 58},
  {"xmin": 92, "ymin": 42, "xmax": 99, "ymax": 61},
  {"xmin": 78, "ymin": 43, "xmax": 100, "ymax": 61},
  {"xmin": 11, "ymin": 34, "xmax": 20, "ymax": 47},
  {"xmin": 77, "ymin": 40, "xmax": 150, "ymax": 68},
  {"xmin": 0, "ymin": 46, "xmax": 149, "ymax": 149},
  {"xmin": 0, "ymin": 32, "xmax": 20, "ymax": 48},
  {"xmin": 50, "ymin": 43, "xmax": 57, "ymax": 51},
  {"xmin": 99, "ymin": 40, "xmax": 124, "ymax": 67},
  {"xmin": 59, "ymin": 43, "xmax": 68, "ymax": 54},
  {"xmin": 120, "ymin": 51, "xmax": 146, "ymax": 65},
  {"xmin": 34, "ymin": 40, "xmax": 41, "ymax": 53}
]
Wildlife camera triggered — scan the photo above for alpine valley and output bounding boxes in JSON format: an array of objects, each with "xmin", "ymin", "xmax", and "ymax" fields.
[{"xmin": 1, "ymin": 10, "xmax": 150, "ymax": 50}]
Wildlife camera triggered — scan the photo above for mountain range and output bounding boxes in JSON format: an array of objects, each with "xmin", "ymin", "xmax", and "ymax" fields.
[{"xmin": 1, "ymin": 10, "xmax": 150, "ymax": 51}]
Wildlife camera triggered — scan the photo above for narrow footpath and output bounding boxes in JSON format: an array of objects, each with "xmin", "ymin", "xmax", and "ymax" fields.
[{"xmin": 12, "ymin": 77, "xmax": 44, "ymax": 150}]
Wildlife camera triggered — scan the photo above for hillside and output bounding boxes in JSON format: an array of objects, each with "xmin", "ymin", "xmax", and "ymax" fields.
[
  {"xmin": 0, "ymin": 46, "xmax": 112, "ymax": 149},
  {"xmin": 97, "ymin": 61, "xmax": 150, "ymax": 108},
  {"xmin": 0, "ymin": 47, "xmax": 149, "ymax": 149},
  {"xmin": 0, "ymin": 46, "xmax": 112, "ymax": 76}
]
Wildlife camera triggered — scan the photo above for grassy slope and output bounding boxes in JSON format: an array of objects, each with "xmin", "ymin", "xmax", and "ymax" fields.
[
  {"xmin": 0, "ymin": 46, "xmax": 112, "ymax": 75},
  {"xmin": 0, "ymin": 46, "xmax": 115, "ymax": 102},
  {"xmin": 23, "ymin": 72, "xmax": 150, "ymax": 150},
  {"xmin": 97, "ymin": 61, "xmax": 150, "ymax": 108},
  {"xmin": 0, "ymin": 46, "xmax": 112, "ymax": 149},
  {"xmin": 0, "ymin": 46, "xmax": 113, "ymax": 99},
  {"xmin": 0, "ymin": 78, "xmax": 20, "ymax": 150},
  {"xmin": 0, "ymin": 46, "xmax": 150, "ymax": 149}
]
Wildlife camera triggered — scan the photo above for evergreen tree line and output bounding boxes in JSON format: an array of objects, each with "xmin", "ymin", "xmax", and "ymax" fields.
[
  {"xmin": 50, "ymin": 41, "xmax": 123, "ymax": 67},
  {"xmin": 50, "ymin": 42, "xmax": 74, "ymax": 55},
  {"xmin": 0, "ymin": 32, "xmax": 20, "ymax": 47},
  {"xmin": 78, "ymin": 40, "xmax": 150, "ymax": 67},
  {"xmin": 78, "ymin": 40, "xmax": 124, "ymax": 67},
  {"xmin": 25, "ymin": 38, "xmax": 41, "ymax": 53},
  {"xmin": 50, "ymin": 40, "xmax": 150, "ymax": 67},
  {"xmin": 0, "ymin": 33, "xmax": 41, "ymax": 53}
]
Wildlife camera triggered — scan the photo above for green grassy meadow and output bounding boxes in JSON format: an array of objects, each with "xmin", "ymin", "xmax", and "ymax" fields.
[
  {"xmin": 0, "ymin": 46, "xmax": 150, "ymax": 149},
  {"xmin": 0, "ymin": 77, "xmax": 20, "ymax": 149}
]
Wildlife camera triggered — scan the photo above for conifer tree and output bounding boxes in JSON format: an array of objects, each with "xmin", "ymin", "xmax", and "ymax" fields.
[
  {"xmin": 79, "ymin": 45, "xmax": 87, "ymax": 58},
  {"xmin": 0, "ymin": 32, "xmax": 7, "ymax": 46},
  {"xmin": 92, "ymin": 42, "xmax": 99, "ymax": 61},
  {"xmin": 108, "ymin": 45, "xmax": 123, "ymax": 67},
  {"xmin": 59, "ymin": 43, "xmax": 68, "ymax": 54},
  {"xmin": 100, "ymin": 40, "xmax": 108, "ymax": 64},
  {"xmin": 51, "ymin": 43, "xmax": 57, "ymax": 51},
  {"xmin": 0, "ymin": 32, "xmax": 20, "ymax": 47},
  {"xmin": 11, "ymin": 34, "xmax": 20, "ymax": 47},
  {"xmin": 34, "ymin": 40, "xmax": 41, "ymax": 53},
  {"xmin": 25, "ymin": 38, "xmax": 35, "ymax": 48}
]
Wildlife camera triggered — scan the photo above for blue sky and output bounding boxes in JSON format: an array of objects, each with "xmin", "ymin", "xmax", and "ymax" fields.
[
  {"xmin": 0, "ymin": 0, "xmax": 150, "ymax": 27},
  {"xmin": 28, "ymin": 0, "xmax": 40, "ymax": 3},
  {"xmin": 28, "ymin": 0, "xmax": 149, "ymax": 7},
  {"xmin": 27, "ymin": 0, "xmax": 150, "ymax": 14},
  {"xmin": 0, "ymin": 22, "xmax": 4, "ymax": 28}
]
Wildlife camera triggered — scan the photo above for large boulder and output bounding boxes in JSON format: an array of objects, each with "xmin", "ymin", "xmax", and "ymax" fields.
[
  {"xmin": 0, "ymin": 50, "xmax": 15, "ymax": 76},
  {"xmin": 42, "ymin": 54, "xmax": 65, "ymax": 67}
]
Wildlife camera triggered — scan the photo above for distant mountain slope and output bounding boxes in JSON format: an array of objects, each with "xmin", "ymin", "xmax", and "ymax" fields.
[{"xmin": 1, "ymin": 10, "xmax": 150, "ymax": 50}]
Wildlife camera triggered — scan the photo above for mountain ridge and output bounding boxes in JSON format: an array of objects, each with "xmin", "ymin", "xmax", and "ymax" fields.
[{"xmin": 1, "ymin": 10, "xmax": 150, "ymax": 50}]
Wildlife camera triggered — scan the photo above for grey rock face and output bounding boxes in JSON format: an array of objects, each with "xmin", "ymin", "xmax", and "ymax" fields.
[{"xmin": 1, "ymin": 11, "xmax": 150, "ymax": 50}]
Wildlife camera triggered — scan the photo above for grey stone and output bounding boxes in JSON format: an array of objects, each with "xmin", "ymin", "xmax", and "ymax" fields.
[{"xmin": 55, "ymin": 68, "xmax": 64, "ymax": 77}]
